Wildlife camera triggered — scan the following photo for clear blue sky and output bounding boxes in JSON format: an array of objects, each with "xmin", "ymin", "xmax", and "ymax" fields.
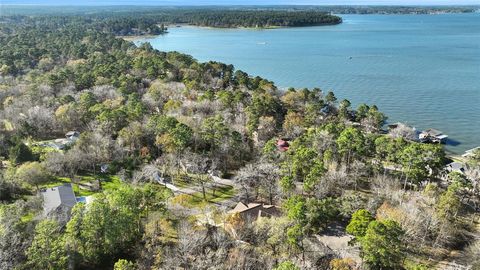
[{"xmin": 1, "ymin": 0, "xmax": 479, "ymax": 5}]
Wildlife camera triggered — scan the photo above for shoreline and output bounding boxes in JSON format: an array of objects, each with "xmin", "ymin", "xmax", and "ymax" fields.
[
  {"xmin": 120, "ymin": 21, "xmax": 343, "ymax": 41},
  {"xmin": 118, "ymin": 11, "xmax": 476, "ymax": 42},
  {"xmin": 120, "ymin": 14, "xmax": 477, "ymax": 154},
  {"xmin": 118, "ymin": 34, "xmax": 161, "ymax": 41},
  {"xmin": 164, "ymin": 21, "xmax": 342, "ymax": 30}
]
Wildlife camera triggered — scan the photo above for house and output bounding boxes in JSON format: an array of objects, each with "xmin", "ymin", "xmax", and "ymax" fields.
[
  {"xmin": 100, "ymin": 164, "xmax": 109, "ymax": 173},
  {"xmin": 37, "ymin": 131, "xmax": 80, "ymax": 150},
  {"xmin": 463, "ymin": 147, "xmax": 480, "ymax": 159},
  {"xmin": 445, "ymin": 162, "xmax": 466, "ymax": 175},
  {"xmin": 40, "ymin": 183, "xmax": 77, "ymax": 216},
  {"xmin": 228, "ymin": 202, "xmax": 280, "ymax": 221},
  {"xmin": 419, "ymin": 128, "xmax": 448, "ymax": 144},
  {"xmin": 277, "ymin": 139, "xmax": 290, "ymax": 152},
  {"xmin": 66, "ymin": 131, "xmax": 80, "ymax": 140}
]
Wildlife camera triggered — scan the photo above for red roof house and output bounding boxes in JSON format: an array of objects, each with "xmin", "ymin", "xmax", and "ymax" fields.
[{"xmin": 277, "ymin": 139, "xmax": 290, "ymax": 152}]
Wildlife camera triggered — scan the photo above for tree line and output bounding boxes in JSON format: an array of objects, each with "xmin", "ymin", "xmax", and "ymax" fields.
[
  {"xmin": 1, "ymin": 5, "xmax": 475, "ymax": 16},
  {"xmin": 150, "ymin": 10, "xmax": 342, "ymax": 28},
  {"xmin": 1, "ymin": 8, "xmax": 342, "ymax": 31}
]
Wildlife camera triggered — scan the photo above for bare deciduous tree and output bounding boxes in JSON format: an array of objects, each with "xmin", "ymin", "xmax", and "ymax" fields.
[
  {"xmin": 389, "ymin": 123, "xmax": 418, "ymax": 141},
  {"xmin": 162, "ymin": 221, "xmax": 235, "ymax": 270}
]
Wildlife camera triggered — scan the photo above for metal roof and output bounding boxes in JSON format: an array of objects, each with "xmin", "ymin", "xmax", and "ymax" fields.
[{"xmin": 424, "ymin": 128, "xmax": 443, "ymax": 136}]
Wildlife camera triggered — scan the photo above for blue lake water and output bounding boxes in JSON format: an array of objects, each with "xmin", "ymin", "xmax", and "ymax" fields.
[{"xmin": 136, "ymin": 13, "xmax": 480, "ymax": 154}]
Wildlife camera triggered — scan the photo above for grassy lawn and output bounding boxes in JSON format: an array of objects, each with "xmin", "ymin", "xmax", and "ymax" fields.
[
  {"xmin": 99, "ymin": 175, "xmax": 123, "ymax": 192},
  {"xmin": 403, "ymin": 258, "xmax": 434, "ymax": 270},
  {"xmin": 40, "ymin": 173, "xmax": 123, "ymax": 197},
  {"xmin": 73, "ymin": 185, "xmax": 96, "ymax": 197},
  {"xmin": 184, "ymin": 185, "xmax": 235, "ymax": 207},
  {"xmin": 42, "ymin": 177, "xmax": 71, "ymax": 188},
  {"xmin": 172, "ymin": 177, "xmax": 190, "ymax": 189},
  {"xmin": 20, "ymin": 212, "xmax": 35, "ymax": 223}
]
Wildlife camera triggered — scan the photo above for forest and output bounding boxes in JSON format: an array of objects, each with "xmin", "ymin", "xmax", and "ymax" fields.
[
  {"xmin": 1, "ymin": 5, "xmax": 477, "ymax": 16},
  {"xmin": 296, "ymin": 5, "xmax": 478, "ymax": 14},
  {"xmin": 0, "ymin": 8, "xmax": 479, "ymax": 270},
  {"xmin": 0, "ymin": 9, "xmax": 342, "ymax": 29},
  {"xmin": 145, "ymin": 10, "xmax": 342, "ymax": 28}
]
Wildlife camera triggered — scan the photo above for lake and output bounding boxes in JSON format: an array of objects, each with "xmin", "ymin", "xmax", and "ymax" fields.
[{"xmin": 136, "ymin": 13, "xmax": 480, "ymax": 154}]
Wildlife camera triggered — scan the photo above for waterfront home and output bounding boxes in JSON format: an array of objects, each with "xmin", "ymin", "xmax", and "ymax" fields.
[
  {"xmin": 445, "ymin": 162, "xmax": 466, "ymax": 175},
  {"xmin": 419, "ymin": 128, "xmax": 448, "ymax": 144}
]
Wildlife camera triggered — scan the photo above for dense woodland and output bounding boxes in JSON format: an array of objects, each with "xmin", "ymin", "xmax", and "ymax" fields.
[
  {"xmin": 147, "ymin": 10, "xmax": 342, "ymax": 28},
  {"xmin": 0, "ymin": 9, "xmax": 342, "ymax": 30},
  {"xmin": 0, "ymin": 9, "xmax": 479, "ymax": 270},
  {"xmin": 1, "ymin": 5, "xmax": 477, "ymax": 16},
  {"xmin": 299, "ymin": 5, "xmax": 477, "ymax": 14}
]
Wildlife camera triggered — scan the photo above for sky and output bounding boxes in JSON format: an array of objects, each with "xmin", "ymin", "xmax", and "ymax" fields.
[{"xmin": 1, "ymin": 0, "xmax": 479, "ymax": 6}]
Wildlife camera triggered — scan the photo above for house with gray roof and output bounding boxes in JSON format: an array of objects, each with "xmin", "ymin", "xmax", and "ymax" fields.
[
  {"xmin": 66, "ymin": 131, "xmax": 80, "ymax": 140},
  {"xmin": 443, "ymin": 161, "xmax": 466, "ymax": 180},
  {"xmin": 40, "ymin": 183, "xmax": 77, "ymax": 216}
]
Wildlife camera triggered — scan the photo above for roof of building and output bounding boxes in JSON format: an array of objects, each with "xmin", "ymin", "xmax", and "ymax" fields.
[
  {"xmin": 277, "ymin": 139, "xmax": 288, "ymax": 146},
  {"xmin": 229, "ymin": 202, "xmax": 280, "ymax": 221},
  {"xmin": 230, "ymin": 202, "xmax": 262, "ymax": 214},
  {"xmin": 41, "ymin": 184, "xmax": 77, "ymax": 214},
  {"xmin": 277, "ymin": 139, "xmax": 290, "ymax": 152},
  {"xmin": 446, "ymin": 162, "xmax": 465, "ymax": 172},
  {"xmin": 66, "ymin": 131, "xmax": 80, "ymax": 137},
  {"xmin": 423, "ymin": 128, "xmax": 443, "ymax": 137}
]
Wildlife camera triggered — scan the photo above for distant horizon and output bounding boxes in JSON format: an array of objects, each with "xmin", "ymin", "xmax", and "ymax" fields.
[
  {"xmin": 1, "ymin": 1, "xmax": 479, "ymax": 7},
  {"xmin": 2, "ymin": 4, "xmax": 480, "ymax": 6}
]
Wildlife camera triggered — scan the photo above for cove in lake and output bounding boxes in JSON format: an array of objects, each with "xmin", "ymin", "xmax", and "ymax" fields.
[{"xmin": 136, "ymin": 13, "xmax": 480, "ymax": 154}]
